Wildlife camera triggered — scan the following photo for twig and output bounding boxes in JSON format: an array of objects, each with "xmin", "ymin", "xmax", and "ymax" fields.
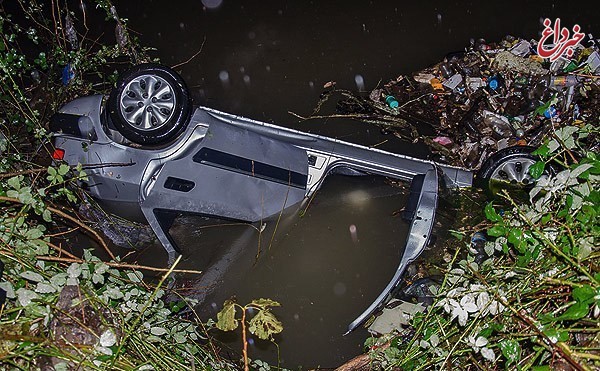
[
  {"xmin": 47, "ymin": 241, "xmax": 79, "ymax": 260},
  {"xmin": 0, "ymin": 196, "xmax": 116, "ymax": 260},
  {"xmin": 0, "ymin": 162, "xmax": 135, "ymax": 179},
  {"xmin": 398, "ymin": 93, "xmax": 432, "ymax": 109},
  {"xmin": 569, "ymin": 73, "xmax": 600, "ymax": 79},
  {"xmin": 37, "ymin": 255, "xmax": 202, "ymax": 275},
  {"xmin": 469, "ymin": 266, "xmax": 591, "ymax": 371},
  {"xmin": 241, "ymin": 306, "xmax": 249, "ymax": 371},
  {"xmin": 0, "ymin": 168, "xmax": 48, "ymax": 179},
  {"xmin": 502, "ymin": 192, "xmax": 598, "ymax": 285},
  {"xmin": 111, "ymin": 255, "xmax": 182, "ymax": 368},
  {"xmin": 171, "ymin": 37, "xmax": 206, "ymax": 69},
  {"xmin": 288, "ymin": 111, "xmax": 378, "ymax": 122}
]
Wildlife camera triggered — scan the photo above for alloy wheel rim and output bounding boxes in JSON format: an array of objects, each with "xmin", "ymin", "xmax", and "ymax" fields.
[
  {"xmin": 490, "ymin": 157, "xmax": 536, "ymax": 185},
  {"xmin": 119, "ymin": 74, "xmax": 176, "ymax": 131}
]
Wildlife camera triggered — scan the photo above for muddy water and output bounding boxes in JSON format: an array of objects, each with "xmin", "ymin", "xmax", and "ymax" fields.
[
  {"xmin": 169, "ymin": 175, "xmax": 409, "ymax": 366},
  {"xmin": 114, "ymin": 0, "xmax": 599, "ymax": 367}
]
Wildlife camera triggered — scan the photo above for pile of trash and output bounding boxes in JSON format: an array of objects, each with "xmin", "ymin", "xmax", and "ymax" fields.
[{"xmin": 333, "ymin": 35, "xmax": 600, "ymax": 170}]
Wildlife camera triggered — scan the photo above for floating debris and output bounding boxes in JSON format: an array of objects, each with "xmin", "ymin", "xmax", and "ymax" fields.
[{"xmin": 315, "ymin": 35, "xmax": 600, "ymax": 169}]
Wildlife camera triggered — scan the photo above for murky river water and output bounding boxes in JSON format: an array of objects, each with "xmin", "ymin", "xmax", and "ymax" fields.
[{"xmin": 110, "ymin": 1, "xmax": 600, "ymax": 367}]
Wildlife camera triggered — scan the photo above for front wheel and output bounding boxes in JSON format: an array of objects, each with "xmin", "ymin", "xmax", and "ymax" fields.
[
  {"xmin": 476, "ymin": 146, "xmax": 549, "ymax": 196},
  {"xmin": 107, "ymin": 63, "xmax": 192, "ymax": 145}
]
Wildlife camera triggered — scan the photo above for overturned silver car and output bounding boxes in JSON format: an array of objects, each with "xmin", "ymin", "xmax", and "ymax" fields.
[{"xmin": 51, "ymin": 64, "xmax": 540, "ymax": 333}]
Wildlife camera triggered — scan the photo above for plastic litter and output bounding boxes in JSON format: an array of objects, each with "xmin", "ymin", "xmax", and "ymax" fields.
[
  {"xmin": 331, "ymin": 33, "xmax": 599, "ymax": 169},
  {"xmin": 61, "ymin": 64, "xmax": 75, "ymax": 85},
  {"xmin": 385, "ymin": 95, "xmax": 399, "ymax": 109},
  {"xmin": 367, "ymin": 299, "xmax": 425, "ymax": 335},
  {"xmin": 442, "ymin": 73, "xmax": 463, "ymax": 90},
  {"xmin": 432, "ymin": 136, "xmax": 453, "ymax": 146},
  {"xmin": 470, "ymin": 232, "xmax": 487, "ymax": 264}
]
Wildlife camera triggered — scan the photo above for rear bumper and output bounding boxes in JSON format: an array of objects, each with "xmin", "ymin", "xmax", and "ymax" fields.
[{"xmin": 346, "ymin": 168, "xmax": 439, "ymax": 333}]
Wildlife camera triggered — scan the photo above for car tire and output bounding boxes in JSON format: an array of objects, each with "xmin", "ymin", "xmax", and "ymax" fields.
[
  {"xmin": 107, "ymin": 63, "xmax": 192, "ymax": 145},
  {"xmin": 476, "ymin": 146, "xmax": 550, "ymax": 196}
]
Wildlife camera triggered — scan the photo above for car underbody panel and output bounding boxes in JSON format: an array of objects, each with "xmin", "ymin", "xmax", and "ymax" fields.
[{"xmin": 52, "ymin": 94, "xmax": 473, "ymax": 332}]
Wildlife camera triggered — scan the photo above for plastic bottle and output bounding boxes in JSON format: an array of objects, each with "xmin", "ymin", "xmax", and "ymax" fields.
[
  {"xmin": 483, "ymin": 111, "xmax": 513, "ymax": 138},
  {"xmin": 471, "ymin": 232, "xmax": 487, "ymax": 264},
  {"xmin": 439, "ymin": 63, "xmax": 454, "ymax": 79},
  {"xmin": 543, "ymin": 105, "xmax": 558, "ymax": 119},
  {"xmin": 385, "ymin": 95, "xmax": 399, "ymax": 109},
  {"xmin": 548, "ymin": 75, "xmax": 580, "ymax": 89},
  {"xmin": 487, "ymin": 75, "xmax": 504, "ymax": 92}
]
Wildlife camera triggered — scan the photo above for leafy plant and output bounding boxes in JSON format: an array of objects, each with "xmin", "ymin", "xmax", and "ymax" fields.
[
  {"xmin": 366, "ymin": 123, "xmax": 599, "ymax": 370},
  {"xmin": 0, "ymin": 1, "xmax": 232, "ymax": 370},
  {"xmin": 216, "ymin": 297, "xmax": 283, "ymax": 371}
]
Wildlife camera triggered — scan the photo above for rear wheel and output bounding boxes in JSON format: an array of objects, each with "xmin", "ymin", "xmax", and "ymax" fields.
[
  {"xmin": 477, "ymin": 146, "xmax": 549, "ymax": 196},
  {"xmin": 107, "ymin": 64, "xmax": 192, "ymax": 145}
]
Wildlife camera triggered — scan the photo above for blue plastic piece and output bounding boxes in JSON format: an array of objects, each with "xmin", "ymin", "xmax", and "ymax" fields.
[
  {"xmin": 385, "ymin": 95, "xmax": 399, "ymax": 109},
  {"xmin": 544, "ymin": 106, "xmax": 558, "ymax": 119},
  {"xmin": 62, "ymin": 64, "xmax": 75, "ymax": 85},
  {"xmin": 471, "ymin": 231, "xmax": 487, "ymax": 243}
]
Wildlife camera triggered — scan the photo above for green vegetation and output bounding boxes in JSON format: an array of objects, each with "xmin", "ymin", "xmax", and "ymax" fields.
[
  {"xmin": 216, "ymin": 298, "xmax": 284, "ymax": 371},
  {"xmin": 0, "ymin": 2, "xmax": 235, "ymax": 369},
  {"xmin": 2, "ymin": 1, "xmax": 598, "ymax": 370},
  {"xmin": 367, "ymin": 124, "xmax": 599, "ymax": 369}
]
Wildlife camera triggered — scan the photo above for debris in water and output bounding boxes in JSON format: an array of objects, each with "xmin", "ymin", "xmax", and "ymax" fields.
[{"xmin": 317, "ymin": 34, "xmax": 600, "ymax": 169}]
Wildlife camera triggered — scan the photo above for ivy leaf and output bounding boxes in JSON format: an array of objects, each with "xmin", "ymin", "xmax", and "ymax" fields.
[
  {"xmin": 216, "ymin": 299, "xmax": 238, "ymax": 332},
  {"xmin": 487, "ymin": 225, "xmax": 506, "ymax": 237},
  {"xmin": 532, "ymin": 143, "xmax": 550, "ymax": 157},
  {"xmin": 507, "ymin": 229, "xmax": 523, "ymax": 250},
  {"xmin": 570, "ymin": 163, "xmax": 593, "ymax": 179},
  {"xmin": 484, "ymin": 202, "xmax": 503, "ymax": 222},
  {"xmin": 24, "ymin": 228, "xmax": 43, "ymax": 240},
  {"xmin": 449, "ymin": 230, "xmax": 464, "ymax": 241},
  {"xmin": 480, "ymin": 347, "xmax": 495, "ymax": 361},
  {"xmin": 100, "ymin": 329, "xmax": 117, "ymax": 347},
  {"xmin": 572, "ymin": 285, "xmax": 596, "ymax": 305},
  {"xmin": 16, "ymin": 288, "xmax": 39, "ymax": 306},
  {"xmin": 576, "ymin": 237, "xmax": 594, "ymax": 260},
  {"xmin": 58, "ymin": 164, "xmax": 70, "ymax": 176},
  {"xmin": 7, "ymin": 176, "xmax": 21, "ymax": 190},
  {"xmin": 499, "ymin": 339, "xmax": 521, "ymax": 365},
  {"xmin": 20, "ymin": 271, "xmax": 44, "ymax": 282},
  {"xmin": 249, "ymin": 298, "xmax": 281, "ymax": 310},
  {"xmin": 248, "ymin": 309, "xmax": 283, "ymax": 340},
  {"xmin": 556, "ymin": 302, "xmax": 589, "ymax": 321},
  {"xmin": 555, "ymin": 126, "xmax": 578, "ymax": 150},
  {"xmin": 150, "ymin": 327, "xmax": 168, "ymax": 336},
  {"xmin": 529, "ymin": 161, "xmax": 546, "ymax": 180},
  {"xmin": 542, "ymin": 326, "xmax": 569, "ymax": 343},
  {"xmin": 35, "ymin": 282, "xmax": 56, "ymax": 293},
  {"xmin": 42, "ymin": 209, "xmax": 52, "ymax": 222}
]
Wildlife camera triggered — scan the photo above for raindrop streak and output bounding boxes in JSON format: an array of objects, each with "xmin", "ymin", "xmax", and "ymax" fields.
[
  {"xmin": 243, "ymin": 75, "xmax": 251, "ymax": 85},
  {"xmin": 437, "ymin": 13, "xmax": 442, "ymax": 24},
  {"xmin": 218, "ymin": 70, "xmax": 230, "ymax": 87},
  {"xmin": 349, "ymin": 224, "xmax": 358, "ymax": 244},
  {"xmin": 354, "ymin": 74, "xmax": 365, "ymax": 91}
]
